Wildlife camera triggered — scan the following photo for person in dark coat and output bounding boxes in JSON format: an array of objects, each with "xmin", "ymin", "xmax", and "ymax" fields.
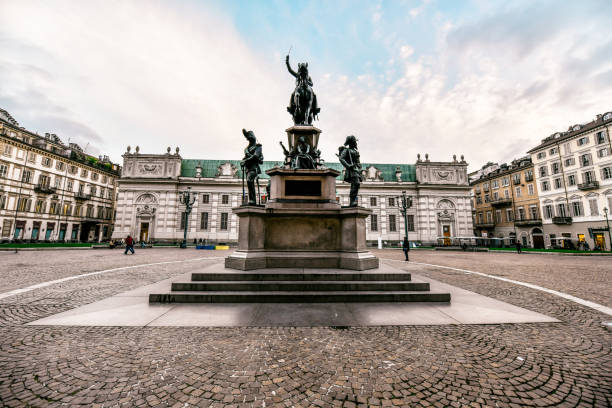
[
  {"xmin": 402, "ymin": 237, "xmax": 409, "ymax": 261},
  {"xmin": 124, "ymin": 235, "xmax": 135, "ymax": 255},
  {"xmin": 515, "ymin": 240, "xmax": 522, "ymax": 254}
]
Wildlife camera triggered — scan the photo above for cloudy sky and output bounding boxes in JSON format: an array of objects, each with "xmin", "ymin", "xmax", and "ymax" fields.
[{"xmin": 1, "ymin": 0, "xmax": 611, "ymax": 170}]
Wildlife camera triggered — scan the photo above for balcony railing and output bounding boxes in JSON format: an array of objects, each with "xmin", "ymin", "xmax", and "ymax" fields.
[
  {"xmin": 474, "ymin": 222, "xmax": 495, "ymax": 228},
  {"xmin": 490, "ymin": 197, "xmax": 513, "ymax": 207},
  {"xmin": 34, "ymin": 184, "xmax": 56, "ymax": 194},
  {"xmin": 577, "ymin": 181, "xmax": 599, "ymax": 191},
  {"xmin": 74, "ymin": 191, "xmax": 92, "ymax": 200},
  {"xmin": 552, "ymin": 216, "xmax": 573, "ymax": 225},
  {"xmin": 515, "ymin": 217, "xmax": 542, "ymax": 226}
]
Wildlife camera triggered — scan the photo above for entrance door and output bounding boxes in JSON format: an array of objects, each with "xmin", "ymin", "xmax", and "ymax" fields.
[
  {"xmin": 442, "ymin": 225, "xmax": 451, "ymax": 246},
  {"xmin": 31, "ymin": 227, "xmax": 39, "ymax": 240},
  {"xmin": 13, "ymin": 228, "xmax": 22, "ymax": 239},
  {"xmin": 532, "ymin": 228, "xmax": 544, "ymax": 249},
  {"xmin": 45, "ymin": 229, "xmax": 53, "ymax": 240},
  {"xmin": 140, "ymin": 222, "xmax": 149, "ymax": 242},
  {"xmin": 594, "ymin": 233, "xmax": 605, "ymax": 250}
]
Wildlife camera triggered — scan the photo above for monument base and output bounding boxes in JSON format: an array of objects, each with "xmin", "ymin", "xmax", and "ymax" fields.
[
  {"xmin": 225, "ymin": 250, "xmax": 379, "ymax": 271},
  {"xmin": 226, "ymin": 204, "xmax": 379, "ymax": 271}
]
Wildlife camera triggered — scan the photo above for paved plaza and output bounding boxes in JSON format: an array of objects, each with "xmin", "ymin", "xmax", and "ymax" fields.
[{"xmin": 0, "ymin": 248, "xmax": 610, "ymax": 407}]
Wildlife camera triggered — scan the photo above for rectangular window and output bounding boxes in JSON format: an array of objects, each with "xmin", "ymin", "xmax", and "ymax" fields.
[
  {"xmin": 476, "ymin": 196, "xmax": 482, "ymax": 204},
  {"xmin": 21, "ymin": 170, "xmax": 32, "ymax": 184},
  {"xmin": 554, "ymin": 178, "xmax": 562, "ymax": 189},
  {"xmin": 220, "ymin": 212, "xmax": 229, "ymax": 230},
  {"xmin": 56, "ymin": 161, "xmax": 65, "ymax": 171},
  {"xmin": 200, "ymin": 212, "xmax": 209, "ymax": 230},
  {"xmin": 370, "ymin": 197, "xmax": 377, "ymax": 207},
  {"xmin": 557, "ymin": 203, "xmax": 567, "ymax": 217},
  {"xmin": 388, "ymin": 214, "xmax": 397, "ymax": 232},
  {"xmin": 2, "ymin": 219, "xmax": 12, "ymax": 237},
  {"xmin": 539, "ymin": 166, "xmax": 547, "ymax": 177},
  {"xmin": 478, "ymin": 213, "xmax": 484, "ymax": 224},
  {"xmin": 388, "ymin": 197, "xmax": 395, "ymax": 207},
  {"xmin": 492, "ymin": 180, "xmax": 499, "ymax": 189},
  {"xmin": 551, "ymin": 162, "xmax": 560, "ymax": 174},
  {"xmin": 90, "ymin": 185, "xmax": 97, "ymax": 196},
  {"xmin": 549, "ymin": 147, "xmax": 558, "ymax": 155},
  {"xmin": 0, "ymin": 195, "xmax": 7, "ymax": 209},
  {"xmin": 63, "ymin": 203, "xmax": 72, "ymax": 216},
  {"xmin": 495, "ymin": 210, "xmax": 502, "ymax": 224},
  {"xmin": 515, "ymin": 187, "xmax": 521, "ymax": 197},
  {"xmin": 536, "ymin": 152, "xmax": 546, "ymax": 159},
  {"xmin": 407, "ymin": 214, "xmax": 415, "ymax": 232},
  {"xmin": 486, "ymin": 212, "xmax": 493, "ymax": 223},
  {"xmin": 517, "ymin": 207, "xmax": 525, "ymax": 220},
  {"xmin": 28, "ymin": 153, "xmax": 36, "ymax": 163},
  {"xmin": 528, "ymin": 184, "xmax": 534, "ymax": 195},
  {"xmin": 69, "ymin": 165, "xmax": 78, "ymax": 174},
  {"xmin": 202, "ymin": 194, "xmax": 210, "ymax": 204},
  {"xmin": 92, "ymin": 172, "xmax": 99, "ymax": 181},
  {"xmin": 504, "ymin": 189, "xmax": 509, "ymax": 198},
  {"xmin": 525, "ymin": 170, "xmax": 534, "ymax": 181},
  {"xmin": 541, "ymin": 181, "xmax": 550, "ymax": 191},
  {"xmin": 596, "ymin": 131, "xmax": 607, "ymax": 144},
  {"xmin": 583, "ymin": 171, "xmax": 595, "ymax": 184},
  {"xmin": 506, "ymin": 208, "xmax": 513, "ymax": 222},
  {"xmin": 370, "ymin": 214, "xmax": 378, "ymax": 231},
  {"xmin": 81, "ymin": 169, "xmax": 88, "ymax": 177},
  {"xmin": 493, "ymin": 191, "xmax": 499, "ymax": 200},
  {"xmin": 597, "ymin": 148, "xmax": 610, "ymax": 158},
  {"xmin": 589, "ymin": 199, "xmax": 599, "ymax": 216},
  {"xmin": 0, "ymin": 163, "xmax": 8, "ymax": 178},
  {"xmin": 512, "ymin": 174, "xmax": 521, "ymax": 184},
  {"xmin": 501, "ymin": 177, "xmax": 509, "ymax": 186},
  {"xmin": 603, "ymin": 167, "xmax": 612, "ymax": 180},
  {"xmin": 3, "ymin": 145, "xmax": 12, "ymax": 156},
  {"xmin": 530, "ymin": 206, "xmax": 539, "ymax": 219},
  {"xmin": 55, "ymin": 177, "xmax": 62, "ymax": 188},
  {"xmin": 579, "ymin": 153, "xmax": 592, "ymax": 167},
  {"xmin": 17, "ymin": 197, "xmax": 30, "ymax": 212},
  {"xmin": 567, "ymin": 174, "xmax": 576, "ymax": 186},
  {"xmin": 42, "ymin": 157, "xmax": 52, "ymax": 167},
  {"xmin": 572, "ymin": 201, "xmax": 583, "ymax": 217},
  {"xmin": 577, "ymin": 136, "xmax": 588, "ymax": 146},
  {"xmin": 544, "ymin": 205, "xmax": 553, "ymax": 219},
  {"xmin": 564, "ymin": 157, "xmax": 575, "ymax": 167},
  {"xmin": 221, "ymin": 194, "xmax": 229, "ymax": 205}
]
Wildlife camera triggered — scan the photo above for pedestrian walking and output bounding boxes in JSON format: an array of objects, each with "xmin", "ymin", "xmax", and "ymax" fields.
[
  {"xmin": 402, "ymin": 237, "xmax": 409, "ymax": 261},
  {"xmin": 515, "ymin": 240, "xmax": 522, "ymax": 254},
  {"xmin": 124, "ymin": 235, "xmax": 135, "ymax": 255}
]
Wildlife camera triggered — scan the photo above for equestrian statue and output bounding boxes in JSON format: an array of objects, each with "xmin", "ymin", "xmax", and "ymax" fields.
[{"xmin": 286, "ymin": 54, "xmax": 320, "ymax": 125}]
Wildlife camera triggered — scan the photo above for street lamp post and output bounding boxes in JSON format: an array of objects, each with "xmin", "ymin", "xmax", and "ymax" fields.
[
  {"xmin": 397, "ymin": 191, "xmax": 413, "ymax": 258},
  {"xmin": 179, "ymin": 187, "xmax": 197, "ymax": 249},
  {"xmin": 604, "ymin": 207, "xmax": 611, "ymax": 252}
]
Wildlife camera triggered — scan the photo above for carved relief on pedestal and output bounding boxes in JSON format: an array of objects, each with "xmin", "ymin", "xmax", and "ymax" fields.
[{"xmin": 216, "ymin": 162, "xmax": 238, "ymax": 178}]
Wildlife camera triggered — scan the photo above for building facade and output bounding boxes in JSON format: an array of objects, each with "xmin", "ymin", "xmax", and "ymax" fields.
[
  {"xmin": 471, "ymin": 157, "xmax": 543, "ymax": 247},
  {"xmin": 0, "ymin": 109, "xmax": 121, "ymax": 242},
  {"xmin": 527, "ymin": 111, "xmax": 612, "ymax": 250},
  {"xmin": 112, "ymin": 148, "xmax": 473, "ymax": 246}
]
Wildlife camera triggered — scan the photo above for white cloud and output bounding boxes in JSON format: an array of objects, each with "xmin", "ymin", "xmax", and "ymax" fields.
[
  {"xmin": 1, "ymin": 1, "xmax": 611, "ymax": 172},
  {"xmin": 0, "ymin": 0, "xmax": 288, "ymax": 163}
]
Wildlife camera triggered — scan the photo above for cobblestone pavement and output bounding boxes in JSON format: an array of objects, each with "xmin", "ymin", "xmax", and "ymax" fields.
[
  {"xmin": 0, "ymin": 249, "xmax": 610, "ymax": 407},
  {"xmin": 372, "ymin": 249, "xmax": 612, "ymax": 307}
]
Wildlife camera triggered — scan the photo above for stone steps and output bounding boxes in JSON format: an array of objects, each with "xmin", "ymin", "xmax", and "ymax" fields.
[
  {"xmin": 149, "ymin": 291, "xmax": 451, "ymax": 303},
  {"xmin": 190, "ymin": 271, "xmax": 413, "ymax": 282},
  {"xmin": 149, "ymin": 267, "xmax": 451, "ymax": 304},
  {"xmin": 171, "ymin": 281, "xmax": 429, "ymax": 292}
]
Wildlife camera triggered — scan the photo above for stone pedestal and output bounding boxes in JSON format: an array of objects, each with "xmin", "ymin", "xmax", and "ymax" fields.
[
  {"xmin": 285, "ymin": 125, "xmax": 321, "ymax": 151},
  {"xmin": 225, "ymin": 167, "xmax": 379, "ymax": 270}
]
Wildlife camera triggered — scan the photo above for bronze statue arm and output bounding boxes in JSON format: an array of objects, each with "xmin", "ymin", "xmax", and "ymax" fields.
[{"xmin": 285, "ymin": 55, "xmax": 297, "ymax": 77}]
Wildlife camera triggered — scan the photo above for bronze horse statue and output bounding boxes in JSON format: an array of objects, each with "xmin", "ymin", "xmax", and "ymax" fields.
[{"xmin": 286, "ymin": 55, "xmax": 320, "ymax": 125}]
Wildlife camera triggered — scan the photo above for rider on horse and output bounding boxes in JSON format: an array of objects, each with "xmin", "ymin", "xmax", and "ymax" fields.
[{"xmin": 286, "ymin": 55, "xmax": 320, "ymax": 125}]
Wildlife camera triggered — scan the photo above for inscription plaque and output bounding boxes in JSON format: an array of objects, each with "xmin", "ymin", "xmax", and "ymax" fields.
[{"xmin": 285, "ymin": 180, "xmax": 321, "ymax": 197}]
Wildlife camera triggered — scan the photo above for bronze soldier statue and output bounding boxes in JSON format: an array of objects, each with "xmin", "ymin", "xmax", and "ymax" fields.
[
  {"xmin": 286, "ymin": 54, "xmax": 320, "ymax": 125},
  {"xmin": 241, "ymin": 129, "xmax": 263, "ymax": 205},
  {"xmin": 338, "ymin": 135, "xmax": 362, "ymax": 207}
]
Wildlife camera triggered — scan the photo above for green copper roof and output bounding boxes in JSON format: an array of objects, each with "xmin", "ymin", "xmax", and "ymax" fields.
[{"xmin": 181, "ymin": 159, "xmax": 416, "ymax": 182}]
